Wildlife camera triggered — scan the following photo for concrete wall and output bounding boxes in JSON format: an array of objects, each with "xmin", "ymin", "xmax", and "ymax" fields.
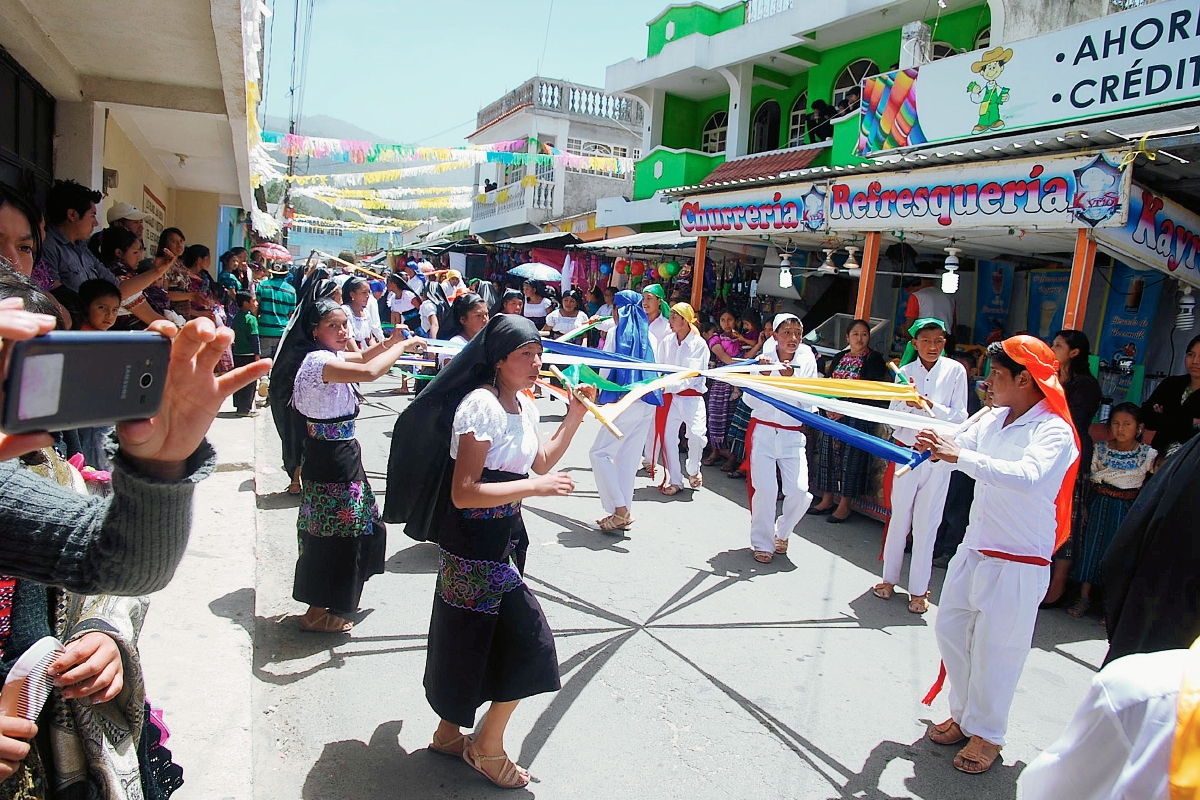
[
  {"xmin": 101, "ymin": 115, "xmax": 169, "ymax": 225},
  {"xmin": 54, "ymin": 101, "xmax": 104, "ymax": 188},
  {"xmin": 169, "ymin": 188, "xmax": 221, "ymax": 253},
  {"xmin": 990, "ymin": 0, "xmax": 1110, "ymax": 44}
]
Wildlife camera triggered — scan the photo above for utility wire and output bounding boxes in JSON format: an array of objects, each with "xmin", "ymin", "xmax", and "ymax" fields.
[{"xmin": 535, "ymin": 0, "xmax": 555, "ymax": 76}]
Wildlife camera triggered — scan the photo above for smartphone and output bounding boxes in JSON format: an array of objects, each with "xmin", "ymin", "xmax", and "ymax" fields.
[{"xmin": 1, "ymin": 331, "xmax": 171, "ymax": 434}]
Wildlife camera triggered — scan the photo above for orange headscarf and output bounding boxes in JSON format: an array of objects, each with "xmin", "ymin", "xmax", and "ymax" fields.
[{"xmin": 1000, "ymin": 335, "xmax": 1081, "ymax": 554}]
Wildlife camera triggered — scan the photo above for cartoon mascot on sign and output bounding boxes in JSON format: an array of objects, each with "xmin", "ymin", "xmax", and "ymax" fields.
[{"xmin": 967, "ymin": 46, "xmax": 1013, "ymax": 134}]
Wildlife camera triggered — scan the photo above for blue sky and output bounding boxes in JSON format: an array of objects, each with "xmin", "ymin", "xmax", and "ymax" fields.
[{"xmin": 262, "ymin": 0, "xmax": 665, "ymax": 145}]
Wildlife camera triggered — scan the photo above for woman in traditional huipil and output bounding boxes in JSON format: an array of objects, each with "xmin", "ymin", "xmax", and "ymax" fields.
[{"xmin": 384, "ymin": 315, "xmax": 595, "ymax": 789}]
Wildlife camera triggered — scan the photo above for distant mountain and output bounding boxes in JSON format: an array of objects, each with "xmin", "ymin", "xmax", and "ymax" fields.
[{"xmin": 263, "ymin": 114, "xmax": 389, "ymax": 143}]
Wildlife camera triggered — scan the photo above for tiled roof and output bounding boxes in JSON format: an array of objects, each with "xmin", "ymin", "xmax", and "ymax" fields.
[{"xmin": 698, "ymin": 146, "xmax": 826, "ymax": 187}]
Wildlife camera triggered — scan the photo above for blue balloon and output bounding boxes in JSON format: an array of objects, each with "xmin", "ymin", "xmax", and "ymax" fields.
[{"xmin": 599, "ymin": 262, "xmax": 613, "ymax": 275}]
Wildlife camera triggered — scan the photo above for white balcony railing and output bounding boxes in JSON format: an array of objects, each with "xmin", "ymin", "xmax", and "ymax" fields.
[
  {"xmin": 476, "ymin": 78, "xmax": 644, "ymax": 131},
  {"xmin": 745, "ymin": 0, "xmax": 793, "ymax": 24},
  {"xmin": 472, "ymin": 176, "xmax": 557, "ymax": 220}
]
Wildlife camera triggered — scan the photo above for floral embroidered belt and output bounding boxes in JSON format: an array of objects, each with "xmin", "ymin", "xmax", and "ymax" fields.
[
  {"xmin": 460, "ymin": 501, "xmax": 521, "ymax": 520},
  {"xmin": 1093, "ymin": 483, "xmax": 1139, "ymax": 501},
  {"xmin": 436, "ymin": 550, "xmax": 523, "ymax": 615},
  {"xmin": 307, "ymin": 419, "xmax": 355, "ymax": 440}
]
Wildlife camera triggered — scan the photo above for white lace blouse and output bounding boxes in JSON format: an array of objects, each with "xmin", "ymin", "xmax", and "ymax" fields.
[
  {"xmin": 451, "ymin": 388, "xmax": 540, "ymax": 474},
  {"xmin": 292, "ymin": 349, "xmax": 359, "ymax": 419},
  {"xmin": 1090, "ymin": 441, "xmax": 1157, "ymax": 490}
]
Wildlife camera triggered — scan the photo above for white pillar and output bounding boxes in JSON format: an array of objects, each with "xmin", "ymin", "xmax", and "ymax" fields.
[
  {"xmin": 634, "ymin": 88, "xmax": 665, "ymax": 154},
  {"xmin": 900, "ymin": 21, "xmax": 932, "ymax": 69},
  {"xmin": 54, "ymin": 100, "xmax": 104, "ymax": 189},
  {"xmin": 718, "ymin": 63, "xmax": 754, "ymax": 159}
]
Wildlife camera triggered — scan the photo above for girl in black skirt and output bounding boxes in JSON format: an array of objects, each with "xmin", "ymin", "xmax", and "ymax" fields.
[
  {"xmin": 289, "ymin": 298, "xmax": 426, "ymax": 632},
  {"xmin": 384, "ymin": 315, "xmax": 594, "ymax": 789}
]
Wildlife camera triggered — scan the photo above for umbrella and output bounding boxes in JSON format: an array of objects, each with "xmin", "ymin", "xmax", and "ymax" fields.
[
  {"xmin": 252, "ymin": 242, "xmax": 293, "ymax": 261},
  {"xmin": 508, "ymin": 262, "xmax": 562, "ymax": 283}
]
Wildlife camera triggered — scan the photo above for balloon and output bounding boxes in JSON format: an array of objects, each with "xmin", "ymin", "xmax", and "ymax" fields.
[
  {"xmin": 614, "ymin": 257, "xmax": 628, "ymax": 274},
  {"xmin": 599, "ymin": 262, "xmax": 612, "ymax": 275},
  {"xmin": 657, "ymin": 263, "xmax": 669, "ymax": 279},
  {"xmin": 631, "ymin": 260, "xmax": 645, "ymax": 276},
  {"xmin": 623, "ymin": 261, "xmax": 633, "ymax": 275},
  {"xmin": 665, "ymin": 260, "xmax": 681, "ymax": 278}
]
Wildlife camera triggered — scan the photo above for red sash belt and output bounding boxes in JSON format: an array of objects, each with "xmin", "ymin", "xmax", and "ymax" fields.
[
  {"xmin": 649, "ymin": 389, "xmax": 704, "ymax": 484},
  {"xmin": 742, "ymin": 417, "xmax": 804, "ymax": 506},
  {"xmin": 922, "ymin": 548, "xmax": 1051, "ymax": 706}
]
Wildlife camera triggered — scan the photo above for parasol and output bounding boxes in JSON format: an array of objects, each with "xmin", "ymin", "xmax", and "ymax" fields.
[
  {"xmin": 252, "ymin": 242, "xmax": 293, "ymax": 261},
  {"xmin": 507, "ymin": 262, "xmax": 562, "ymax": 283}
]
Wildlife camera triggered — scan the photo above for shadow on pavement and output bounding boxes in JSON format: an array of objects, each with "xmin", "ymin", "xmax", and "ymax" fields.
[
  {"xmin": 256, "ymin": 491, "xmax": 301, "ymax": 510},
  {"xmin": 834, "ymin": 732, "xmax": 1024, "ymax": 800},
  {"xmin": 847, "ymin": 588, "xmax": 930, "ymax": 630},
  {"xmin": 523, "ymin": 505, "xmax": 631, "ymax": 553},
  {"xmin": 386, "ymin": 542, "xmax": 441, "ymax": 574},
  {"xmin": 303, "ymin": 720, "xmax": 535, "ymax": 799}
]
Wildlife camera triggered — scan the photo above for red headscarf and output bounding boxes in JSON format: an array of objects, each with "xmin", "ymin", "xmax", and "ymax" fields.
[{"xmin": 1000, "ymin": 335, "xmax": 1081, "ymax": 554}]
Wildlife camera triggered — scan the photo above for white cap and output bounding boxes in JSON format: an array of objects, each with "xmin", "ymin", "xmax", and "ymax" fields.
[
  {"xmin": 107, "ymin": 202, "xmax": 149, "ymax": 224},
  {"xmin": 772, "ymin": 312, "xmax": 802, "ymax": 332}
]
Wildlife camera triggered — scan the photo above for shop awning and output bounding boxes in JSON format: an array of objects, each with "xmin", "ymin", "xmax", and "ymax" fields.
[
  {"xmin": 491, "ymin": 231, "xmax": 581, "ymax": 247},
  {"xmin": 569, "ymin": 230, "xmax": 697, "ymax": 252}
]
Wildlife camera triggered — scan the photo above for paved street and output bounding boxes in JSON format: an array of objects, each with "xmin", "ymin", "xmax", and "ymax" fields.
[{"xmin": 249, "ymin": 373, "xmax": 1108, "ymax": 800}]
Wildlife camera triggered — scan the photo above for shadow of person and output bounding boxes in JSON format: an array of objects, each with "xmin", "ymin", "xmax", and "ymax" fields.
[
  {"xmin": 523, "ymin": 505, "xmax": 630, "ymax": 553},
  {"xmin": 208, "ymin": 587, "xmax": 256, "ymax": 641},
  {"xmin": 632, "ymin": 485, "xmax": 696, "ymax": 504},
  {"xmin": 256, "ymin": 491, "xmax": 301, "ymax": 510},
  {"xmin": 302, "ymin": 719, "xmax": 536, "ymax": 799},
  {"xmin": 706, "ymin": 548, "xmax": 798, "ymax": 578},
  {"xmin": 847, "ymin": 588, "xmax": 930, "ymax": 631},
  {"xmin": 833, "ymin": 732, "xmax": 1024, "ymax": 800},
  {"xmin": 386, "ymin": 542, "xmax": 441, "ymax": 574}
]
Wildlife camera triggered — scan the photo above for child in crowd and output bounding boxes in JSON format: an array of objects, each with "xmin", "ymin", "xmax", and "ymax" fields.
[
  {"xmin": 77, "ymin": 278, "xmax": 121, "ymax": 331},
  {"xmin": 1069, "ymin": 402, "xmax": 1157, "ymax": 620},
  {"xmin": 231, "ymin": 290, "xmax": 262, "ymax": 416}
]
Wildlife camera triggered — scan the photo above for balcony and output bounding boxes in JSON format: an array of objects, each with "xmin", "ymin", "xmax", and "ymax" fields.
[
  {"xmin": 745, "ymin": 0, "xmax": 793, "ymax": 23},
  {"xmin": 470, "ymin": 170, "xmax": 558, "ymax": 235},
  {"xmin": 632, "ymin": 147, "xmax": 725, "ymax": 201},
  {"xmin": 475, "ymin": 77, "xmax": 644, "ymax": 133}
]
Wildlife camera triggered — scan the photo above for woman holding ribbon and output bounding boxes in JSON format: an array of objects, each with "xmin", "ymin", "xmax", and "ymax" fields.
[
  {"xmin": 652, "ymin": 303, "xmax": 710, "ymax": 496},
  {"xmin": 383, "ymin": 315, "xmax": 595, "ymax": 789}
]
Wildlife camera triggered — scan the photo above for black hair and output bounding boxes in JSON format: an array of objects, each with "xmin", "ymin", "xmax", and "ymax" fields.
[
  {"xmin": 96, "ymin": 226, "xmax": 139, "ymax": 269},
  {"xmin": 562, "ymin": 288, "xmax": 584, "ymax": 309},
  {"xmin": 986, "ymin": 340, "xmax": 1026, "ymax": 378},
  {"xmin": 453, "ymin": 292, "xmax": 486, "ymax": 325},
  {"xmin": 306, "ymin": 297, "xmax": 345, "ymax": 334},
  {"xmin": 343, "ymin": 276, "xmax": 369, "ymax": 298},
  {"xmin": 1110, "ymin": 401, "xmax": 1142, "ymax": 424},
  {"xmin": 387, "ymin": 272, "xmax": 407, "ymax": 290},
  {"xmin": 235, "ymin": 290, "xmax": 254, "ymax": 308},
  {"xmin": 44, "ymin": 179, "xmax": 101, "ymax": 226},
  {"xmin": 0, "ymin": 182, "xmax": 43, "ymax": 264},
  {"xmin": 847, "ymin": 318, "xmax": 872, "ymax": 335},
  {"xmin": 78, "ymin": 278, "xmax": 121, "ymax": 309},
  {"xmin": 156, "ymin": 227, "xmax": 185, "ymax": 258},
  {"xmin": 182, "ymin": 244, "xmax": 210, "ymax": 269},
  {"xmin": 589, "ymin": 286, "xmax": 603, "ymax": 304},
  {"xmin": 0, "ymin": 265, "xmax": 64, "ymax": 327},
  {"xmin": 219, "ymin": 246, "xmax": 248, "ymax": 270},
  {"xmin": 1053, "ymin": 329, "xmax": 1093, "ymax": 378},
  {"xmin": 1187, "ymin": 334, "xmax": 1200, "ymax": 355},
  {"xmin": 741, "ymin": 308, "xmax": 762, "ymax": 329}
]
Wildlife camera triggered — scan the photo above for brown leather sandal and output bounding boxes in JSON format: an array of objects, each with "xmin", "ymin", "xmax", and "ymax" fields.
[
  {"xmin": 872, "ymin": 582, "xmax": 894, "ymax": 600},
  {"xmin": 954, "ymin": 736, "xmax": 1002, "ymax": 774},
  {"xmin": 597, "ymin": 513, "xmax": 633, "ymax": 531},
  {"xmin": 462, "ymin": 742, "xmax": 530, "ymax": 789},
  {"xmin": 429, "ymin": 729, "xmax": 468, "ymax": 757},
  {"xmin": 688, "ymin": 473, "xmax": 703, "ymax": 489},
  {"xmin": 754, "ymin": 551, "xmax": 774, "ymax": 563},
  {"xmin": 929, "ymin": 718, "xmax": 967, "ymax": 745},
  {"xmin": 774, "ymin": 537, "xmax": 789, "ymax": 554},
  {"xmin": 299, "ymin": 611, "xmax": 353, "ymax": 633},
  {"xmin": 908, "ymin": 592, "xmax": 931, "ymax": 614},
  {"xmin": 660, "ymin": 484, "xmax": 681, "ymax": 496}
]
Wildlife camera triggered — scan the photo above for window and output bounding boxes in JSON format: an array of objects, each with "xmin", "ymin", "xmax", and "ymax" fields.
[
  {"xmin": 564, "ymin": 138, "xmax": 631, "ymax": 178},
  {"xmin": 974, "ymin": 27, "xmax": 991, "ymax": 50},
  {"xmin": 750, "ymin": 100, "xmax": 781, "ymax": 154},
  {"xmin": 931, "ymin": 42, "xmax": 958, "ymax": 61},
  {"xmin": 0, "ymin": 48, "xmax": 55, "ymax": 205},
  {"xmin": 832, "ymin": 58, "xmax": 878, "ymax": 111},
  {"xmin": 787, "ymin": 91, "xmax": 809, "ymax": 147},
  {"xmin": 701, "ymin": 112, "xmax": 728, "ymax": 154}
]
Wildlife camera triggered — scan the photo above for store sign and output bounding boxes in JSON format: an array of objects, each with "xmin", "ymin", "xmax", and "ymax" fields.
[
  {"xmin": 973, "ymin": 260, "xmax": 1016, "ymax": 345},
  {"xmin": 827, "ymin": 153, "xmax": 1129, "ymax": 231},
  {"xmin": 142, "ymin": 186, "xmax": 167, "ymax": 256},
  {"xmin": 1095, "ymin": 261, "xmax": 1163, "ymax": 371},
  {"xmin": 679, "ymin": 185, "xmax": 826, "ymax": 235},
  {"xmin": 1094, "ymin": 183, "xmax": 1200, "ymax": 288},
  {"xmin": 1026, "ymin": 269, "xmax": 1073, "ymax": 342},
  {"xmin": 858, "ymin": 0, "xmax": 1200, "ymax": 155}
]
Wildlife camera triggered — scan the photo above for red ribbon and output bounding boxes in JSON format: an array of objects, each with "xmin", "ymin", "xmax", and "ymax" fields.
[
  {"xmin": 741, "ymin": 417, "xmax": 803, "ymax": 507},
  {"xmin": 649, "ymin": 389, "xmax": 703, "ymax": 485}
]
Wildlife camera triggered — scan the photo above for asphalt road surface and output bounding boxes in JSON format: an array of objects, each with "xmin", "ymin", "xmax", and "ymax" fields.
[{"xmin": 250, "ymin": 373, "xmax": 1107, "ymax": 800}]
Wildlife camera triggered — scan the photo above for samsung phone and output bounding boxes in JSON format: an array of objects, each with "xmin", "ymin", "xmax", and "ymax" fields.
[{"xmin": 1, "ymin": 332, "xmax": 171, "ymax": 434}]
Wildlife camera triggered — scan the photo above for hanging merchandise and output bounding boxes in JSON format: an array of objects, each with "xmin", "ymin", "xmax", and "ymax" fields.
[{"xmin": 630, "ymin": 260, "xmax": 646, "ymax": 277}]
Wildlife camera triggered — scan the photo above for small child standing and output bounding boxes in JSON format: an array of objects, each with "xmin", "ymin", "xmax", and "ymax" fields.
[
  {"xmin": 77, "ymin": 278, "xmax": 122, "ymax": 331},
  {"xmin": 231, "ymin": 290, "xmax": 262, "ymax": 416},
  {"xmin": 1069, "ymin": 402, "xmax": 1157, "ymax": 619}
]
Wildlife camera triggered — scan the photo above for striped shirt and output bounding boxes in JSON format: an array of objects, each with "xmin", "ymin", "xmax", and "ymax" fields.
[{"xmin": 256, "ymin": 276, "xmax": 297, "ymax": 337}]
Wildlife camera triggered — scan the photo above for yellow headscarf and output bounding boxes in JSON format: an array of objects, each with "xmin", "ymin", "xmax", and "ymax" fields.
[{"xmin": 670, "ymin": 302, "xmax": 698, "ymax": 336}]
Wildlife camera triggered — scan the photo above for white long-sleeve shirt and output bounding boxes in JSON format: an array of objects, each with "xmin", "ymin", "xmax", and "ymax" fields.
[
  {"xmin": 655, "ymin": 329, "xmax": 709, "ymax": 394},
  {"xmin": 888, "ymin": 356, "xmax": 969, "ymax": 446},
  {"xmin": 954, "ymin": 400, "xmax": 1078, "ymax": 560},
  {"xmin": 647, "ymin": 314, "xmax": 670, "ymax": 345},
  {"xmin": 743, "ymin": 343, "xmax": 819, "ymax": 426},
  {"xmin": 1018, "ymin": 648, "xmax": 1184, "ymax": 800}
]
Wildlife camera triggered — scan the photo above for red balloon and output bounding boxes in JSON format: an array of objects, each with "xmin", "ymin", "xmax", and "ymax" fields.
[
  {"xmin": 614, "ymin": 257, "xmax": 628, "ymax": 274},
  {"xmin": 631, "ymin": 259, "xmax": 646, "ymax": 276}
]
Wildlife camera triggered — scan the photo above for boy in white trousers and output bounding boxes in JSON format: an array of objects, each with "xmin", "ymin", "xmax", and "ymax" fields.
[{"xmin": 653, "ymin": 303, "xmax": 709, "ymax": 495}]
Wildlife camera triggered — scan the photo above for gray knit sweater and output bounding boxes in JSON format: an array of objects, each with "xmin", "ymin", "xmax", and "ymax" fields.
[{"xmin": 0, "ymin": 440, "xmax": 216, "ymax": 595}]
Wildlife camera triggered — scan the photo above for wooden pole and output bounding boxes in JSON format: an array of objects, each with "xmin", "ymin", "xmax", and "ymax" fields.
[
  {"xmin": 1063, "ymin": 228, "xmax": 1097, "ymax": 330},
  {"xmin": 690, "ymin": 235, "xmax": 707, "ymax": 312},
  {"xmin": 854, "ymin": 231, "xmax": 882, "ymax": 319}
]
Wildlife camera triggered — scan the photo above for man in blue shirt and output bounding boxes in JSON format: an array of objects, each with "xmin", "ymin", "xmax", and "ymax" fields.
[{"xmin": 40, "ymin": 180, "xmax": 118, "ymax": 292}]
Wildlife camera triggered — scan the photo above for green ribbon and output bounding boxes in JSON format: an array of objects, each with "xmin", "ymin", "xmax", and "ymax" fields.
[
  {"xmin": 899, "ymin": 317, "xmax": 948, "ymax": 368},
  {"xmin": 560, "ymin": 363, "xmax": 657, "ymax": 393}
]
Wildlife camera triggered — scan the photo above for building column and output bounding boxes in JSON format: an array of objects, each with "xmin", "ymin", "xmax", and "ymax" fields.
[
  {"xmin": 54, "ymin": 100, "xmax": 105, "ymax": 189},
  {"xmin": 632, "ymin": 88, "xmax": 665, "ymax": 155},
  {"xmin": 1063, "ymin": 228, "xmax": 1097, "ymax": 330},
  {"xmin": 718, "ymin": 63, "xmax": 754, "ymax": 159},
  {"xmin": 690, "ymin": 236, "xmax": 708, "ymax": 311},
  {"xmin": 854, "ymin": 232, "xmax": 882, "ymax": 319}
]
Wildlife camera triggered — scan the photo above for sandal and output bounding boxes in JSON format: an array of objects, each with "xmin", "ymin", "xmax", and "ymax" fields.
[
  {"xmin": 872, "ymin": 582, "xmax": 894, "ymax": 600},
  {"xmin": 688, "ymin": 473, "xmax": 703, "ymax": 490},
  {"xmin": 929, "ymin": 718, "xmax": 967, "ymax": 746},
  {"xmin": 287, "ymin": 480, "xmax": 302, "ymax": 495},
  {"xmin": 954, "ymin": 736, "xmax": 1002, "ymax": 774},
  {"xmin": 299, "ymin": 611, "xmax": 353, "ymax": 633},
  {"xmin": 727, "ymin": 469, "xmax": 746, "ymax": 479},
  {"xmin": 429, "ymin": 729, "xmax": 468, "ymax": 757},
  {"xmin": 754, "ymin": 551, "xmax": 774, "ymax": 563},
  {"xmin": 908, "ymin": 593, "xmax": 930, "ymax": 614},
  {"xmin": 597, "ymin": 513, "xmax": 633, "ymax": 531},
  {"xmin": 1067, "ymin": 597, "xmax": 1091, "ymax": 618},
  {"xmin": 660, "ymin": 485, "xmax": 681, "ymax": 496},
  {"xmin": 774, "ymin": 537, "xmax": 789, "ymax": 554},
  {"xmin": 702, "ymin": 454, "xmax": 723, "ymax": 467},
  {"xmin": 462, "ymin": 742, "xmax": 530, "ymax": 789}
]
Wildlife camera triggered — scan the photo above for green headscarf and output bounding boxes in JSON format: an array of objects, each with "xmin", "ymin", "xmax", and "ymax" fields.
[
  {"xmin": 899, "ymin": 317, "xmax": 948, "ymax": 367},
  {"xmin": 642, "ymin": 283, "xmax": 670, "ymax": 320}
]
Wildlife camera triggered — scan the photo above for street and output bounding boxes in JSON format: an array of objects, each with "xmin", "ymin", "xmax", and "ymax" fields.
[{"xmin": 246, "ymin": 372, "xmax": 1108, "ymax": 800}]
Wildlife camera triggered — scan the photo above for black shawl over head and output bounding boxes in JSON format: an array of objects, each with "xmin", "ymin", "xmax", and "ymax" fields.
[
  {"xmin": 474, "ymin": 280, "xmax": 499, "ymax": 315},
  {"xmin": 1103, "ymin": 434, "xmax": 1200, "ymax": 665},
  {"xmin": 384, "ymin": 314, "xmax": 541, "ymax": 542}
]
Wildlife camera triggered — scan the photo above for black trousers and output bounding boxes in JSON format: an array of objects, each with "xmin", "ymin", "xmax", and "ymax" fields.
[
  {"xmin": 232, "ymin": 354, "xmax": 258, "ymax": 412},
  {"xmin": 933, "ymin": 471, "xmax": 975, "ymax": 558}
]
